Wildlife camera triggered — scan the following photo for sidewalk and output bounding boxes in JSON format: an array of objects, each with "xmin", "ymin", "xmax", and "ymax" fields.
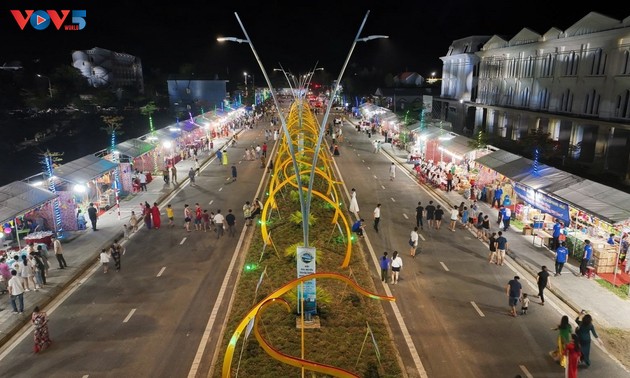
[
  {"xmin": 368, "ymin": 125, "xmax": 630, "ymax": 330},
  {"xmin": 0, "ymin": 129, "xmax": 240, "ymax": 346}
]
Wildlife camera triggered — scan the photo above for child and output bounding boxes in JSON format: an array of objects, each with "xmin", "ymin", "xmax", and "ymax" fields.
[
  {"xmin": 166, "ymin": 204, "xmax": 175, "ymax": 228},
  {"xmin": 521, "ymin": 293, "xmax": 530, "ymax": 315},
  {"xmin": 99, "ymin": 249, "xmax": 110, "ymax": 274},
  {"xmin": 380, "ymin": 252, "xmax": 390, "ymax": 282},
  {"xmin": 123, "ymin": 224, "xmax": 130, "ymax": 240},
  {"xmin": 129, "ymin": 211, "xmax": 139, "ymax": 232}
]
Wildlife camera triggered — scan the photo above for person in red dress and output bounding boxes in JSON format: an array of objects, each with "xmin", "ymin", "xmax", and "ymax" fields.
[
  {"xmin": 151, "ymin": 202, "xmax": 161, "ymax": 229},
  {"xmin": 565, "ymin": 333, "xmax": 581, "ymax": 378}
]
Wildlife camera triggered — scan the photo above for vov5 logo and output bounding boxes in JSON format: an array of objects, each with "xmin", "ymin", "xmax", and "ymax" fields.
[{"xmin": 10, "ymin": 10, "xmax": 86, "ymax": 30}]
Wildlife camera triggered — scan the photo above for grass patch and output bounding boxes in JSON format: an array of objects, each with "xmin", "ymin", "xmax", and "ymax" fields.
[
  {"xmin": 595, "ymin": 278, "xmax": 630, "ymax": 299},
  {"xmin": 510, "ymin": 219, "xmax": 525, "ymax": 231}
]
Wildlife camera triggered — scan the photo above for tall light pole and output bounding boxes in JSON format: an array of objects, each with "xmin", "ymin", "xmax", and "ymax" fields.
[{"xmin": 37, "ymin": 74, "xmax": 52, "ymax": 98}]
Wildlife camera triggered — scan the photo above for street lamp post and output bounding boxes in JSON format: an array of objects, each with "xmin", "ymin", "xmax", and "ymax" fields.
[{"xmin": 37, "ymin": 74, "xmax": 52, "ymax": 98}]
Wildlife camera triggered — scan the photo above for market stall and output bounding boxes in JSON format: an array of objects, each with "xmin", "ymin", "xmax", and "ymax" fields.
[
  {"xmin": 53, "ymin": 154, "xmax": 119, "ymax": 215},
  {"xmin": 110, "ymin": 139, "xmax": 156, "ymax": 193},
  {"xmin": 0, "ymin": 180, "xmax": 58, "ymax": 251}
]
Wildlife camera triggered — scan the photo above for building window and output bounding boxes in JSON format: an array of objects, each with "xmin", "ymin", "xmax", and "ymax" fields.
[
  {"xmin": 564, "ymin": 52, "xmax": 579, "ymax": 76},
  {"xmin": 505, "ymin": 86, "xmax": 514, "ymax": 106},
  {"xmin": 521, "ymin": 87, "xmax": 530, "ymax": 107},
  {"xmin": 589, "ymin": 48, "xmax": 606, "ymax": 75},
  {"xmin": 541, "ymin": 54, "xmax": 555, "ymax": 77},
  {"xmin": 560, "ymin": 89, "xmax": 573, "ymax": 112},
  {"xmin": 615, "ymin": 90, "xmax": 630, "ymax": 118},
  {"xmin": 583, "ymin": 89, "xmax": 600, "ymax": 115},
  {"xmin": 621, "ymin": 50, "xmax": 630, "ymax": 75},
  {"xmin": 538, "ymin": 88, "xmax": 550, "ymax": 110},
  {"xmin": 523, "ymin": 56, "xmax": 534, "ymax": 78}
]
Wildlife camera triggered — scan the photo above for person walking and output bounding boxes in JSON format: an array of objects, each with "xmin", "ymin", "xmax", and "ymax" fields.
[
  {"xmin": 166, "ymin": 204, "xmax": 175, "ymax": 228},
  {"xmin": 213, "ymin": 210, "xmax": 225, "ymax": 239},
  {"xmin": 475, "ymin": 212, "xmax": 485, "ymax": 239},
  {"xmin": 151, "ymin": 202, "xmax": 161, "ymax": 229},
  {"xmin": 502, "ymin": 206, "xmax": 512, "ymax": 231},
  {"xmin": 184, "ymin": 204, "xmax": 192, "ymax": 232},
  {"xmin": 194, "ymin": 158, "xmax": 200, "ymax": 174},
  {"xmin": 389, "ymin": 163, "xmax": 396, "ymax": 181},
  {"xmin": 506, "ymin": 275, "xmax": 522, "ymax": 317},
  {"xmin": 87, "ymin": 202, "xmax": 98, "ymax": 231},
  {"xmin": 52, "ymin": 235, "xmax": 67, "ymax": 269},
  {"xmin": 373, "ymin": 203, "xmax": 381, "ymax": 233},
  {"xmin": 425, "ymin": 201, "xmax": 436, "ymax": 230},
  {"xmin": 390, "ymin": 251, "xmax": 403, "ymax": 284},
  {"xmin": 99, "ymin": 249, "xmax": 110, "ymax": 273},
  {"xmin": 554, "ymin": 241, "xmax": 569, "ymax": 276},
  {"xmin": 575, "ymin": 312, "xmax": 599, "ymax": 367},
  {"xmin": 349, "ymin": 188, "xmax": 360, "ymax": 215},
  {"xmin": 580, "ymin": 240, "xmax": 593, "ymax": 277},
  {"xmin": 163, "ymin": 166, "xmax": 170, "ymax": 184},
  {"xmin": 449, "ymin": 205, "xmax": 459, "ymax": 232},
  {"xmin": 409, "ymin": 227, "xmax": 419, "ymax": 258},
  {"xmin": 143, "ymin": 202, "xmax": 152, "ymax": 230},
  {"xmin": 380, "ymin": 252, "xmax": 390, "ymax": 282},
  {"xmin": 222, "ymin": 149, "xmax": 229, "ymax": 165},
  {"xmin": 129, "ymin": 210, "xmax": 139, "ymax": 232},
  {"xmin": 188, "ymin": 167, "xmax": 196, "ymax": 187},
  {"xmin": 482, "ymin": 215, "xmax": 491, "ymax": 241},
  {"xmin": 243, "ymin": 201, "xmax": 253, "ymax": 226},
  {"xmin": 231, "ymin": 165, "xmax": 238, "ymax": 182},
  {"xmin": 8, "ymin": 269, "xmax": 25, "ymax": 314},
  {"xmin": 565, "ymin": 334, "xmax": 582, "ymax": 378},
  {"xmin": 171, "ymin": 165, "xmax": 178, "ymax": 185},
  {"xmin": 488, "ymin": 232, "xmax": 498, "ymax": 264},
  {"xmin": 194, "ymin": 203, "xmax": 203, "ymax": 231},
  {"xmin": 110, "ymin": 242, "xmax": 122, "ymax": 272},
  {"xmin": 31, "ymin": 306, "xmax": 52, "ymax": 353},
  {"xmin": 446, "ymin": 171, "xmax": 453, "ymax": 192},
  {"xmin": 415, "ymin": 201, "xmax": 424, "ymax": 230},
  {"xmin": 536, "ymin": 265, "xmax": 551, "ymax": 305},
  {"xmin": 460, "ymin": 206, "xmax": 469, "ymax": 229},
  {"xmin": 496, "ymin": 231, "xmax": 508, "ymax": 265},
  {"xmin": 550, "ymin": 315, "xmax": 572, "ymax": 367},
  {"xmin": 138, "ymin": 171, "xmax": 147, "ymax": 191},
  {"xmin": 434, "ymin": 204, "xmax": 444, "ymax": 230},
  {"xmin": 225, "ymin": 209, "xmax": 236, "ymax": 237},
  {"xmin": 202, "ymin": 210, "xmax": 211, "ymax": 232}
]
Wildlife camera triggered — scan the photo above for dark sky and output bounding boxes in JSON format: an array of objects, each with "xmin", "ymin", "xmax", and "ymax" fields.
[{"xmin": 3, "ymin": 1, "xmax": 630, "ymax": 84}]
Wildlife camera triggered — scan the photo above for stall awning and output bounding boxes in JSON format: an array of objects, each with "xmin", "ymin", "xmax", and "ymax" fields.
[
  {"xmin": 181, "ymin": 121, "xmax": 200, "ymax": 132},
  {"xmin": 115, "ymin": 139, "xmax": 155, "ymax": 158},
  {"xmin": 439, "ymin": 135, "xmax": 477, "ymax": 158},
  {"xmin": 54, "ymin": 155, "xmax": 118, "ymax": 185},
  {"xmin": 554, "ymin": 181, "xmax": 630, "ymax": 225},
  {"xmin": 0, "ymin": 181, "xmax": 58, "ymax": 224},
  {"xmin": 475, "ymin": 149, "xmax": 630, "ymax": 225}
]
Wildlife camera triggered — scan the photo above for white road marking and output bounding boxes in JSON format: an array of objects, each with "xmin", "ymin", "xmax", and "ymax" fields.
[
  {"xmin": 440, "ymin": 262, "xmax": 450, "ymax": 272},
  {"xmin": 403, "ymin": 213, "xmax": 409, "ymax": 219},
  {"xmin": 419, "ymin": 234, "xmax": 426, "ymax": 241},
  {"xmin": 209, "ymin": 200, "xmax": 214, "ymax": 206},
  {"xmin": 157, "ymin": 267, "xmax": 166, "ymax": 277},
  {"xmin": 362, "ymin": 159, "xmax": 365, "ymax": 163},
  {"xmin": 373, "ymin": 175, "xmax": 378, "ymax": 179},
  {"xmin": 82, "ymin": 375, "xmax": 89, "ymax": 378},
  {"xmin": 470, "ymin": 301, "xmax": 485, "ymax": 317},
  {"xmin": 180, "ymin": 237, "xmax": 187, "ymax": 245},
  {"xmin": 219, "ymin": 187, "xmax": 223, "ymax": 191},
  {"xmin": 519, "ymin": 365, "xmax": 533, "ymax": 378},
  {"xmin": 367, "ymin": 166, "xmax": 371, "ymax": 170},
  {"xmin": 390, "ymin": 197, "xmax": 396, "ymax": 202},
  {"xmin": 123, "ymin": 308, "xmax": 136, "ymax": 323},
  {"xmin": 381, "ymin": 185, "xmax": 385, "ymax": 189}
]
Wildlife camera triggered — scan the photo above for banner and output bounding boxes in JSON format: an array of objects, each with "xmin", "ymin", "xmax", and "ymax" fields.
[
  {"xmin": 297, "ymin": 247, "xmax": 317, "ymax": 315},
  {"xmin": 513, "ymin": 183, "xmax": 570, "ymax": 224}
]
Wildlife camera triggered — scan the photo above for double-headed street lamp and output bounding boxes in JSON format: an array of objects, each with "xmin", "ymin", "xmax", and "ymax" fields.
[{"xmin": 37, "ymin": 74, "xmax": 52, "ymax": 99}]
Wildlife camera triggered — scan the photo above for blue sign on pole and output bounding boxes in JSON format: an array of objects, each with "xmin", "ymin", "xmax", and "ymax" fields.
[{"xmin": 297, "ymin": 247, "xmax": 317, "ymax": 315}]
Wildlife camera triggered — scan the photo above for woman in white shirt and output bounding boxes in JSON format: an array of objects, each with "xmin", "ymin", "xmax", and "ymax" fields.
[{"xmin": 391, "ymin": 251, "xmax": 403, "ymax": 284}]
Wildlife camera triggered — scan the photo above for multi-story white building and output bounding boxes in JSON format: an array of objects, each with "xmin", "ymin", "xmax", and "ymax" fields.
[
  {"xmin": 72, "ymin": 47, "xmax": 144, "ymax": 94},
  {"xmin": 434, "ymin": 12, "xmax": 630, "ymax": 185}
]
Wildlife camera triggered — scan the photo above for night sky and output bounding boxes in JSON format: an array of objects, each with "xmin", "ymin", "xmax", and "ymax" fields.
[{"xmin": 3, "ymin": 1, "xmax": 630, "ymax": 85}]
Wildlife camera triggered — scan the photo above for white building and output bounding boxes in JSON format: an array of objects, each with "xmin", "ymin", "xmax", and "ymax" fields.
[
  {"xmin": 434, "ymin": 12, "xmax": 630, "ymax": 184},
  {"xmin": 72, "ymin": 47, "xmax": 144, "ymax": 93}
]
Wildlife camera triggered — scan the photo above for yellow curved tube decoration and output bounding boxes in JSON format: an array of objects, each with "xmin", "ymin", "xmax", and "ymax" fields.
[{"xmin": 222, "ymin": 272, "xmax": 395, "ymax": 377}]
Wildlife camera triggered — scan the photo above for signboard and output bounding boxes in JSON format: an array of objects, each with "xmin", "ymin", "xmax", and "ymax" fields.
[
  {"xmin": 513, "ymin": 183, "xmax": 570, "ymax": 224},
  {"xmin": 297, "ymin": 246, "xmax": 317, "ymax": 315}
]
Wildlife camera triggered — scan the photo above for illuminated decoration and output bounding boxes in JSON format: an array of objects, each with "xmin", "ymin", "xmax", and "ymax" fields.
[
  {"xmin": 533, "ymin": 146, "xmax": 540, "ymax": 175},
  {"xmin": 41, "ymin": 150, "xmax": 63, "ymax": 236},
  {"xmin": 222, "ymin": 273, "xmax": 395, "ymax": 377},
  {"xmin": 110, "ymin": 125, "xmax": 121, "ymax": 220},
  {"xmin": 140, "ymin": 102, "xmax": 158, "ymax": 173}
]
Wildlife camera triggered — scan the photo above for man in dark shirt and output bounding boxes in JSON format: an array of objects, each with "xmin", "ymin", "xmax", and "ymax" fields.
[
  {"xmin": 434, "ymin": 205, "xmax": 444, "ymax": 230},
  {"xmin": 225, "ymin": 209, "xmax": 236, "ymax": 237},
  {"xmin": 496, "ymin": 231, "xmax": 508, "ymax": 265},
  {"xmin": 536, "ymin": 266, "xmax": 551, "ymax": 305},
  {"xmin": 87, "ymin": 203, "xmax": 98, "ymax": 231},
  {"xmin": 506, "ymin": 276, "xmax": 522, "ymax": 317},
  {"xmin": 488, "ymin": 232, "xmax": 498, "ymax": 264},
  {"xmin": 425, "ymin": 201, "xmax": 436, "ymax": 229},
  {"xmin": 415, "ymin": 202, "xmax": 424, "ymax": 230}
]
